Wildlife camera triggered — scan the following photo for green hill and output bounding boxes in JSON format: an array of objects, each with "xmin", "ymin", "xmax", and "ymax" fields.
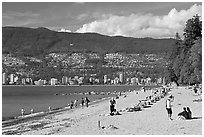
[{"xmin": 2, "ymin": 27, "xmax": 176, "ymax": 56}]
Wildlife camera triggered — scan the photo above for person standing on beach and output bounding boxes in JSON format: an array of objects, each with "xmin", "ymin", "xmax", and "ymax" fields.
[
  {"xmin": 81, "ymin": 98, "xmax": 84, "ymax": 108},
  {"xmin": 110, "ymin": 97, "xmax": 116, "ymax": 115},
  {"xmin": 166, "ymin": 95, "xmax": 174, "ymax": 120},
  {"xmin": 74, "ymin": 99, "xmax": 78, "ymax": 108},
  {"xmin": 21, "ymin": 108, "xmax": 25, "ymax": 117},
  {"xmin": 70, "ymin": 101, "xmax": 74, "ymax": 109},
  {"xmin": 84, "ymin": 97, "xmax": 90, "ymax": 107}
]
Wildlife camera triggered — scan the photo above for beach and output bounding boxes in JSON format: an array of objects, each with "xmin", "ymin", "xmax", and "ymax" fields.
[{"xmin": 2, "ymin": 86, "xmax": 202, "ymax": 135}]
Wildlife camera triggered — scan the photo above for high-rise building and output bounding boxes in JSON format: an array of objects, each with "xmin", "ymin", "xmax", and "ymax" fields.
[
  {"xmin": 14, "ymin": 76, "xmax": 18, "ymax": 83},
  {"xmin": 2, "ymin": 73, "xmax": 7, "ymax": 85},
  {"xmin": 62, "ymin": 76, "xmax": 68, "ymax": 85},
  {"xmin": 114, "ymin": 77, "xmax": 119, "ymax": 85},
  {"xmin": 104, "ymin": 75, "xmax": 107, "ymax": 84},
  {"xmin": 22, "ymin": 78, "xmax": 26, "ymax": 85},
  {"xmin": 51, "ymin": 78, "xmax": 57, "ymax": 86},
  {"xmin": 119, "ymin": 73, "xmax": 123, "ymax": 83},
  {"xmin": 131, "ymin": 77, "xmax": 136, "ymax": 85},
  {"xmin": 9, "ymin": 74, "xmax": 14, "ymax": 84}
]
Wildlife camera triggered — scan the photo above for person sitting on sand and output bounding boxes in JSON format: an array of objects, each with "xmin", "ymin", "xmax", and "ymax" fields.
[
  {"xmin": 193, "ymin": 86, "xmax": 198, "ymax": 94},
  {"xmin": 110, "ymin": 97, "xmax": 116, "ymax": 115},
  {"xmin": 187, "ymin": 107, "xmax": 192, "ymax": 119},
  {"xmin": 84, "ymin": 97, "xmax": 90, "ymax": 107},
  {"xmin": 177, "ymin": 107, "xmax": 188, "ymax": 120}
]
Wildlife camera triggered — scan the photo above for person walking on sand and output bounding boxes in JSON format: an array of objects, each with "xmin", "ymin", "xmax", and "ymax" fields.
[
  {"xmin": 166, "ymin": 95, "xmax": 174, "ymax": 120},
  {"xmin": 74, "ymin": 99, "xmax": 78, "ymax": 108},
  {"xmin": 84, "ymin": 97, "xmax": 90, "ymax": 107},
  {"xmin": 81, "ymin": 98, "xmax": 84, "ymax": 108},
  {"xmin": 110, "ymin": 97, "xmax": 116, "ymax": 115}
]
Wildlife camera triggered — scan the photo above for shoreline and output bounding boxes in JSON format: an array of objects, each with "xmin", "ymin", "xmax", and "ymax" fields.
[
  {"xmin": 2, "ymin": 84, "xmax": 161, "ymax": 87},
  {"xmin": 2, "ymin": 93, "xmax": 115, "ymax": 127},
  {"xmin": 2, "ymin": 87, "xmax": 167, "ymax": 135},
  {"xmin": 3, "ymin": 86, "xmax": 201, "ymax": 135},
  {"xmin": 2, "ymin": 85, "xmax": 161, "ymax": 120}
]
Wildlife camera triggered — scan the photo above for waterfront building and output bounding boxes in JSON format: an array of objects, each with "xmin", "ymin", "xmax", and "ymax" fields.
[
  {"xmin": 131, "ymin": 77, "xmax": 136, "ymax": 85},
  {"xmin": 104, "ymin": 75, "xmax": 107, "ymax": 84},
  {"xmin": 119, "ymin": 73, "xmax": 123, "ymax": 83},
  {"xmin": 51, "ymin": 78, "xmax": 57, "ymax": 86},
  {"xmin": 14, "ymin": 76, "xmax": 18, "ymax": 83},
  {"xmin": 157, "ymin": 77, "xmax": 162, "ymax": 84},
  {"xmin": 114, "ymin": 77, "xmax": 119, "ymax": 85},
  {"xmin": 62, "ymin": 76, "xmax": 68, "ymax": 85},
  {"xmin": 22, "ymin": 78, "xmax": 26, "ymax": 85},
  {"xmin": 9, "ymin": 74, "xmax": 14, "ymax": 84},
  {"xmin": 2, "ymin": 73, "xmax": 7, "ymax": 85},
  {"xmin": 146, "ymin": 77, "xmax": 151, "ymax": 84},
  {"xmin": 111, "ymin": 79, "xmax": 114, "ymax": 85}
]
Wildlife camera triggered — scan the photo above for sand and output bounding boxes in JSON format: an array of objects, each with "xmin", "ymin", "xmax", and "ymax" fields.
[{"xmin": 2, "ymin": 86, "xmax": 202, "ymax": 135}]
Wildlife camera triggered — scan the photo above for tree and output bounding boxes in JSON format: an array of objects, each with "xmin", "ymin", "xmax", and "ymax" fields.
[{"xmin": 166, "ymin": 15, "xmax": 202, "ymax": 85}]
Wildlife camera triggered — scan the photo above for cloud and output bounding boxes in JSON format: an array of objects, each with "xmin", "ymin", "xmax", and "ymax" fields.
[
  {"xmin": 76, "ymin": 4, "xmax": 202, "ymax": 38},
  {"xmin": 58, "ymin": 28, "xmax": 72, "ymax": 33},
  {"xmin": 77, "ymin": 13, "xmax": 88, "ymax": 21}
]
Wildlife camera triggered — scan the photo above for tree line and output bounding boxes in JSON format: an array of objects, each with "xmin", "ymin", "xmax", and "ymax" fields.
[{"xmin": 165, "ymin": 15, "xmax": 202, "ymax": 85}]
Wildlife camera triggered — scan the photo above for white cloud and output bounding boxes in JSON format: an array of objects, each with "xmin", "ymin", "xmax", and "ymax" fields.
[
  {"xmin": 76, "ymin": 4, "xmax": 202, "ymax": 38},
  {"xmin": 77, "ymin": 13, "xmax": 88, "ymax": 21},
  {"xmin": 58, "ymin": 28, "xmax": 72, "ymax": 33}
]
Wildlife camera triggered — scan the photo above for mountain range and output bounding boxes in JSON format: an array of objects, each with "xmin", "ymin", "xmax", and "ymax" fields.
[{"xmin": 2, "ymin": 27, "xmax": 176, "ymax": 56}]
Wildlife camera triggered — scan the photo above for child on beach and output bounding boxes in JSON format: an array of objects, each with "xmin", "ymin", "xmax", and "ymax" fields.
[{"xmin": 166, "ymin": 95, "xmax": 174, "ymax": 120}]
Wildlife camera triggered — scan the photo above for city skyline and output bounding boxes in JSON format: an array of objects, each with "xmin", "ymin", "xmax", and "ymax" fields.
[{"xmin": 2, "ymin": 2, "xmax": 202, "ymax": 38}]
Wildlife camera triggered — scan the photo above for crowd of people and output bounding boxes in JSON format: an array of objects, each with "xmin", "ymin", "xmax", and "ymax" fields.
[
  {"xmin": 69, "ymin": 97, "xmax": 90, "ymax": 109},
  {"xmin": 109, "ymin": 86, "xmax": 170, "ymax": 115}
]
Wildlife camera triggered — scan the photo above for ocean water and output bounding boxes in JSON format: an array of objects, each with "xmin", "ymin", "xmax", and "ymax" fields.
[{"xmin": 2, "ymin": 85, "xmax": 158, "ymax": 120}]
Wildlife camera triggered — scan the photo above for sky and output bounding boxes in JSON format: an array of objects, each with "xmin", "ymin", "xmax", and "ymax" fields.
[{"xmin": 2, "ymin": 2, "xmax": 202, "ymax": 38}]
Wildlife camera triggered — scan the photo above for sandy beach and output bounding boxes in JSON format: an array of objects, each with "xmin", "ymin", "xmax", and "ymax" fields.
[{"xmin": 2, "ymin": 86, "xmax": 202, "ymax": 135}]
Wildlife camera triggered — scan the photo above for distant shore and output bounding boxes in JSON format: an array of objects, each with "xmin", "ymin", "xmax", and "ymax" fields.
[{"xmin": 2, "ymin": 84, "xmax": 160, "ymax": 87}]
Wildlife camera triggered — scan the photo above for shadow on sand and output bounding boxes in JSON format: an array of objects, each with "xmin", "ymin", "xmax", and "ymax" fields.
[
  {"xmin": 187, "ymin": 117, "xmax": 202, "ymax": 120},
  {"xmin": 193, "ymin": 99, "xmax": 202, "ymax": 102}
]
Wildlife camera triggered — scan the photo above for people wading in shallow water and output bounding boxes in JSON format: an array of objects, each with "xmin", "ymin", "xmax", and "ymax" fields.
[
  {"xmin": 84, "ymin": 97, "xmax": 90, "ymax": 107},
  {"xmin": 166, "ymin": 95, "xmax": 174, "ymax": 120},
  {"xmin": 110, "ymin": 97, "xmax": 116, "ymax": 115},
  {"xmin": 21, "ymin": 108, "xmax": 25, "ymax": 117}
]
